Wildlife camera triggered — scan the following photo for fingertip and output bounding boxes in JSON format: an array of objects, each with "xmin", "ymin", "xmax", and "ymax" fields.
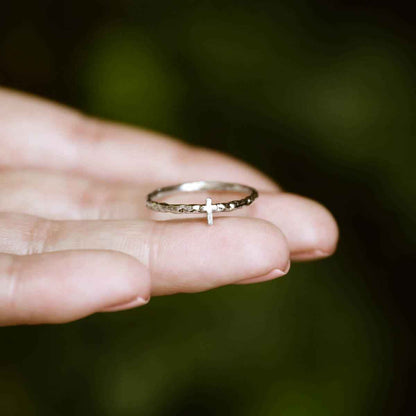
[
  {"xmin": 0, "ymin": 250, "xmax": 151, "ymax": 325},
  {"xmin": 100, "ymin": 295, "xmax": 150, "ymax": 312},
  {"xmin": 150, "ymin": 216, "xmax": 291, "ymax": 295},
  {"xmin": 53, "ymin": 250, "xmax": 151, "ymax": 321},
  {"xmin": 91, "ymin": 250, "xmax": 152, "ymax": 308},
  {"xmin": 255, "ymin": 193, "xmax": 339, "ymax": 261},
  {"xmin": 238, "ymin": 217, "xmax": 290, "ymax": 275},
  {"xmin": 236, "ymin": 260, "xmax": 291, "ymax": 285},
  {"xmin": 290, "ymin": 202, "xmax": 339, "ymax": 261}
]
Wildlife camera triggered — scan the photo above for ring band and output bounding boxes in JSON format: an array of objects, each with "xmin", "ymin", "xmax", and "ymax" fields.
[{"xmin": 146, "ymin": 181, "xmax": 259, "ymax": 225}]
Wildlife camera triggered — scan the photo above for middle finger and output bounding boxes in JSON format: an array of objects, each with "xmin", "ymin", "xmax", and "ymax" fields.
[{"xmin": 0, "ymin": 170, "xmax": 338, "ymax": 258}]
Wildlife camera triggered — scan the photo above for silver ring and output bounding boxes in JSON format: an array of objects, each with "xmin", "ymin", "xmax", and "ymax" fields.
[{"xmin": 146, "ymin": 181, "xmax": 259, "ymax": 225}]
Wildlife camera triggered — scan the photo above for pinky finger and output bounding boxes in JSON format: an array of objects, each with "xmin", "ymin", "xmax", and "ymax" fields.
[{"xmin": 0, "ymin": 250, "xmax": 151, "ymax": 326}]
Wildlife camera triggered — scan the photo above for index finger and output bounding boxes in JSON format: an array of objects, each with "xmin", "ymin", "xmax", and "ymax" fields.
[{"xmin": 0, "ymin": 88, "xmax": 278, "ymax": 190}]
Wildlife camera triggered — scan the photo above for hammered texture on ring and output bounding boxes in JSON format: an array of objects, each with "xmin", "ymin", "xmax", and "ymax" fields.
[{"xmin": 146, "ymin": 181, "xmax": 258, "ymax": 225}]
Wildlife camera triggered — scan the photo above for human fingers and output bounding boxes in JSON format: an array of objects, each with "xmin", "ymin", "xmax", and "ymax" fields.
[
  {"xmin": 0, "ymin": 88, "xmax": 278, "ymax": 190},
  {"xmin": 0, "ymin": 213, "xmax": 290, "ymax": 296},
  {"xmin": 0, "ymin": 170, "xmax": 338, "ymax": 259},
  {"xmin": 0, "ymin": 169, "xmax": 144, "ymax": 220},
  {"xmin": 0, "ymin": 250, "xmax": 151, "ymax": 326}
]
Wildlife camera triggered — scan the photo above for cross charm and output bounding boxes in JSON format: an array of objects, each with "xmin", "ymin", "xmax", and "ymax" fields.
[{"xmin": 203, "ymin": 197, "xmax": 214, "ymax": 225}]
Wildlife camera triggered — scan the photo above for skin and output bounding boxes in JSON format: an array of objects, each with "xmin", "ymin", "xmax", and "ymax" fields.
[{"xmin": 0, "ymin": 88, "xmax": 338, "ymax": 326}]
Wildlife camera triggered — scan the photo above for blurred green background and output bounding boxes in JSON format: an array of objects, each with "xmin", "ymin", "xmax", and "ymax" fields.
[{"xmin": 1, "ymin": 1, "xmax": 415, "ymax": 415}]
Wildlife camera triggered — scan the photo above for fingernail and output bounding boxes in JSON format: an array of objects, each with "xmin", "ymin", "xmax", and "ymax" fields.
[
  {"xmin": 291, "ymin": 249, "xmax": 331, "ymax": 261},
  {"xmin": 236, "ymin": 263, "xmax": 290, "ymax": 285},
  {"xmin": 100, "ymin": 296, "xmax": 150, "ymax": 312}
]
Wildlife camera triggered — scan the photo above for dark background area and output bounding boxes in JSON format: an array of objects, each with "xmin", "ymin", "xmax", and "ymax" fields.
[{"xmin": 0, "ymin": 1, "xmax": 415, "ymax": 415}]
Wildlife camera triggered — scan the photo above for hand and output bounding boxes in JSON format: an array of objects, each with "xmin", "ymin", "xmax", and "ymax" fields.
[{"xmin": 0, "ymin": 88, "xmax": 338, "ymax": 325}]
